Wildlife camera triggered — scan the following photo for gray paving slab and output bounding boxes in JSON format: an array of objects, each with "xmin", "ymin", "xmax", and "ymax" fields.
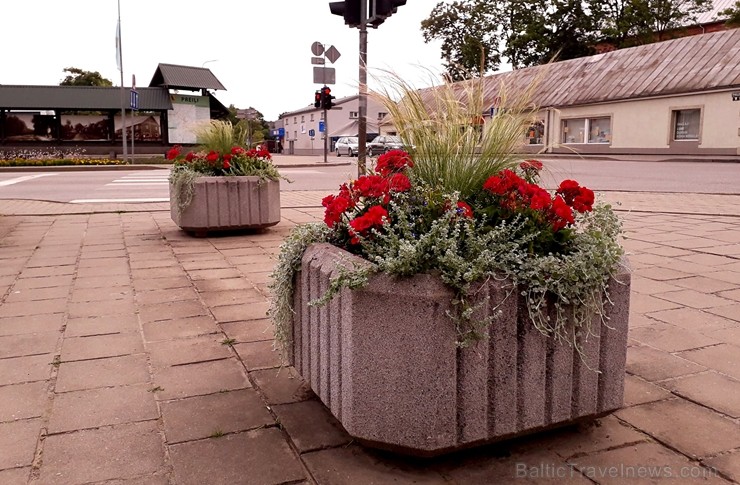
[{"xmin": 0, "ymin": 188, "xmax": 738, "ymax": 483}]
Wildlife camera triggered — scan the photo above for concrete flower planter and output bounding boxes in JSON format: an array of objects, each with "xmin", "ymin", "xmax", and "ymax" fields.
[
  {"xmin": 170, "ymin": 176, "xmax": 280, "ymax": 236},
  {"xmin": 290, "ymin": 243, "xmax": 631, "ymax": 457}
]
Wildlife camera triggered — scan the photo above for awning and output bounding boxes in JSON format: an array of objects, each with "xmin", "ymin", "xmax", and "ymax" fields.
[{"xmin": 329, "ymin": 119, "xmax": 379, "ymax": 137}]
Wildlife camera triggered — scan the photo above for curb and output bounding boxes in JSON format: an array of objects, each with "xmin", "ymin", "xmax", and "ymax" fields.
[{"xmin": 0, "ymin": 162, "xmax": 353, "ymax": 173}]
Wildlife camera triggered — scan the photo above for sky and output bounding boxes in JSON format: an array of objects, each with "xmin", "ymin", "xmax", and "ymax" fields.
[{"xmin": 1, "ymin": 0, "xmax": 447, "ymax": 121}]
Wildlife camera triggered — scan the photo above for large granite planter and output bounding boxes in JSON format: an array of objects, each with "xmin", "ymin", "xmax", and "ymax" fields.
[
  {"xmin": 170, "ymin": 176, "xmax": 280, "ymax": 236},
  {"xmin": 290, "ymin": 243, "xmax": 631, "ymax": 457}
]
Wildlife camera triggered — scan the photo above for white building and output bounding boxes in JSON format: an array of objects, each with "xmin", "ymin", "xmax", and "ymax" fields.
[{"xmin": 278, "ymin": 94, "xmax": 388, "ymax": 155}]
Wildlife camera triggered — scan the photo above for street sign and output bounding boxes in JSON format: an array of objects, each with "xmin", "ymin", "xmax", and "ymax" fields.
[
  {"xmin": 309, "ymin": 129, "xmax": 316, "ymax": 137},
  {"xmin": 319, "ymin": 121, "xmax": 325, "ymax": 133},
  {"xmin": 130, "ymin": 90, "xmax": 138, "ymax": 110},
  {"xmin": 278, "ymin": 127, "xmax": 285, "ymax": 137},
  {"xmin": 311, "ymin": 41, "xmax": 325, "ymax": 56},
  {"xmin": 325, "ymin": 45, "xmax": 341, "ymax": 64},
  {"xmin": 311, "ymin": 57, "xmax": 325, "ymax": 65},
  {"xmin": 313, "ymin": 67, "xmax": 336, "ymax": 85}
]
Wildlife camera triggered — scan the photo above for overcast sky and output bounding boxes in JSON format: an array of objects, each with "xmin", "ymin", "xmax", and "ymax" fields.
[{"xmin": 1, "ymin": 0, "xmax": 447, "ymax": 120}]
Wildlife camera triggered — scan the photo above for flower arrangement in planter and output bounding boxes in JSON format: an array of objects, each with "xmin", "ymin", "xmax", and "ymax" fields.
[
  {"xmin": 268, "ymin": 73, "xmax": 630, "ymax": 456},
  {"xmin": 168, "ymin": 120, "xmax": 286, "ymax": 236}
]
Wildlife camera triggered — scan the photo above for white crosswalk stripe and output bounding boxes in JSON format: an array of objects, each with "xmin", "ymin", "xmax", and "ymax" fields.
[{"xmin": 106, "ymin": 173, "xmax": 169, "ymax": 187}]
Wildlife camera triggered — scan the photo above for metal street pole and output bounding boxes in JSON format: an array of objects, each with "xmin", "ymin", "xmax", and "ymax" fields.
[
  {"xmin": 117, "ymin": 0, "xmax": 128, "ymax": 163},
  {"xmin": 358, "ymin": 2, "xmax": 368, "ymax": 177},
  {"xmin": 323, "ymin": 108, "xmax": 328, "ymax": 163}
]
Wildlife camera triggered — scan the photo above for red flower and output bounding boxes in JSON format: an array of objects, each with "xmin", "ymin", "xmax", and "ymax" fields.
[
  {"xmin": 519, "ymin": 159, "xmax": 543, "ymax": 171},
  {"xmin": 556, "ymin": 180, "xmax": 594, "ymax": 213},
  {"xmin": 353, "ymin": 175, "xmax": 389, "ymax": 199},
  {"xmin": 222, "ymin": 159, "xmax": 231, "ymax": 170},
  {"xmin": 388, "ymin": 173, "xmax": 411, "ymax": 192},
  {"xmin": 166, "ymin": 146, "xmax": 181, "ymax": 160},
  {"xmin": 550, "ymin": 195, "xmax": 575, "ymax": 231},
  {"xmin": 322, "ymin": 193, "xmax": 354, "ymax": 228},
  {"xmin": 456, "ymin": 201, "xmax": 473, "ymax": 218},
  {"xmin": 185, "ymin": 152, "xmax": 196, "ymax": 162},
  {"xmin": 375, "ymin": 150, "xmax": 413, "ymax": 176},
  {"xmin": 206, "ymin": 151, "xmax": 219, "ymax": 164},
  {"xmin": 483, "ymin": 170, "xmax": 522, "ymax": 195},
  {"xmin": 231, "ymin": 146, "xmax": 246, "ymax": 156},
  {"xmin": 349, "ymin": 205, "xmax": 388, "ymax": 235},
  {"xmin": 528, "ymin": 187, "xmax": 552, "ymax": 211}
]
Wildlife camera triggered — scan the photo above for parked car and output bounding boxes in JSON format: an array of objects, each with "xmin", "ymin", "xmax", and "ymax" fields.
[
  {"xmin": 367, "ymin": 135, "xmax": 408, "ymax": 156},
  {"xmin": 335, "ymin": 136, "xmax": 359, "ymax": 157}
]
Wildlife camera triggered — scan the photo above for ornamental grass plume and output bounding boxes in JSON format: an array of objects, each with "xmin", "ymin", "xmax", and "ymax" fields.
[{"xmin": 370, "ymin": 67, "xmax": 543, "ymax": 199}]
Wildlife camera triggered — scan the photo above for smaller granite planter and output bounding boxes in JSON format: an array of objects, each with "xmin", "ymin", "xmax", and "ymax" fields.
[
  {"xmin": 290, "ymin": 243, "xmax": 631, "ymax": 457},
  {"xmin": 170, "ymin": 176, "xmax": 280, "ymax": 236}
]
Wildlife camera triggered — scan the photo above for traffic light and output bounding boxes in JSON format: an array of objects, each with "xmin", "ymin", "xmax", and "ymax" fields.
[
  {"xmin": 314, "ymin": 90, "xmax": 322, "ymax": 108},
  {"xmin": 369, "ymin": 0, "xmax": 406, "ymax": 27},
  {"xmin": 329, "ymin": 0, "xmax": 361, "ymax": 28},
  {"xmin": 320, "ymin": 86, "xmax": 335, "ymax": 110}
]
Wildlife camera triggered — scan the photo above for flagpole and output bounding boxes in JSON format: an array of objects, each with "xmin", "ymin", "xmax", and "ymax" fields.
[{"xmin": 117, "ymin": 0, "xmax": 128, "ymax": 163}]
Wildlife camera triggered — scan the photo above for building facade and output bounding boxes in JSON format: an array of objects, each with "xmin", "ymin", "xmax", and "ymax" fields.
[{"xmin": 278, "ymin": 95, "xmax": 388, "ymax": 155}]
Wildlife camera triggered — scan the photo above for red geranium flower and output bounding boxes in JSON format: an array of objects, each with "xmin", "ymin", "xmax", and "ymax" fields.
[
  {"xmin": 388, "ymin": 173, "xmax": 411, "ymax": 192},
  {"xmin": 483, "ymin": 169, "xmax": 522, "ymax": 195},
  {"xmin": 185, "ymin": 152, "xmax": 196, "ymax": 162},
  {"xmin": 206, "ymin": 151, "xmax": 219, "ymax": 164},
  {"xmin": 456, "ymin": 201, "xmax": 473, "ymax": 218},
  {"xmin": 166, "ymin": 146, "xmax": 181, "ymax": 160},
  {"xmin": 375, "ymin": 150, "xmax": 413, "ymax": 176},
  {"xmin": 353, "ymin": 175, "xmax": 389, "ymax": 199},
  {"xmin": 550, "ymin": 195, "xmax": 575, "ymax": 231},
  {"xmin": 231, "ymin": 146, "xmax": 246, "ymax": 156},
  {"xmin": 519, "ymin": 159, "xmax": 543, "ymax": 171}
]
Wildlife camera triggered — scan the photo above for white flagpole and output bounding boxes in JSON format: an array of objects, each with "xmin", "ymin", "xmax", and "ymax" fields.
[{"xmin": 117, "ymin": 0, "xmax": 128, "ymax": 163}]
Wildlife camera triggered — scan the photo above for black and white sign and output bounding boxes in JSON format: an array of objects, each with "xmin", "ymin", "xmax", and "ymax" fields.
[{"xmin": 733, "ymin": 92, "xmax": 740, "ymax": 101}]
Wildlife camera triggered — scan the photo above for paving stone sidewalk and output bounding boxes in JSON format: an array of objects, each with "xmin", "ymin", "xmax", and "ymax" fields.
[{"xmin": 0, "ymin": 192, "xmax": 738, "ymax": 484}]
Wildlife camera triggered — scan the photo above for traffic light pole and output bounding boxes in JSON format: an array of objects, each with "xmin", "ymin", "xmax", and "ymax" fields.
[
  {"xmin": 323, "ymin": 108, "xmax": 328, "ymax": 163},
  {"xmin": 357, "ymin": 2, "xmax": 368, "ymax": 177}
]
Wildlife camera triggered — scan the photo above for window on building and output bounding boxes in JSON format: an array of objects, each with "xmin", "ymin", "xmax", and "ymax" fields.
[
  {"xmin": 349, "ymin": 111, "xmax": 359, "ymax": 119},
  {"xmin": 527, "ymin": 120, "xmax": 545, "ymax": 145},
  {"xmin": 294, "ymin": 131, "xmax": 297, "ymax": 140},
  {"xmin": 562, "ymin": 117, "xmax": 611, "ymax": 144},
  {"xmin": 673, "ymin": 109, "xmax": 700, "ymax": 140},
  {"xmin": 294, "ymin": 117, "xmax": 297, "ymax": 123},
  {"xmin": 301, "ymin": 115, "xmax": 305, "ymax": 123},
  {"xmin": 310, "ymin": 114, "xmax": 314, "ymax": 122},
  {"xmin": 378, "ymin": 112, "xmax": 387, "ymax": 120}
]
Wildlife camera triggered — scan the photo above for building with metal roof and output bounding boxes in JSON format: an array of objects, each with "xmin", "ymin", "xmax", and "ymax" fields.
[
  {"xmin": 0, "ymin": 64, "xmax": 229, "ymax": 156},
  {"xmin": 412, "ymin": 28, "xmax": 740, "ymax": 158}
]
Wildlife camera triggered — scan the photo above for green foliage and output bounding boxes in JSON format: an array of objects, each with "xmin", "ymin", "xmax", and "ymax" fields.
[
  {"xmin": 59, "ymin": 67, "xmax": 113, "ymax": 86},
  {"xmin": 420, "ymin": 0, "xmax": 713, "ymax": 77},
  {"xmin": 721, "ymin": 1, "xmax": 740, "ymax": 26},
  {"xmin": 267, "ymin": 223, "xmax": 331, "ymax": 352},
  {"xmin": 0, "ymin": 158, "xmax": 126, "ymax": 167}
]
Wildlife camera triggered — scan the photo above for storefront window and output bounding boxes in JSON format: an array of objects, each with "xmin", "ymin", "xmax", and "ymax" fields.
[
  {"xmin": 562, "ymin": 117, "xmax": 611, "ymax": 144},
  {"xmin": 527, "ymin": 120, "xmax": 545, "ymax": 145},
  {"xmin": 562, "ymin": 118, "xmax": 586, "ymax": 143},
  {"xmin": 673, "ymin": 109, "xmax": 700, "ymax": 140},
  {"xmin": 588, "ymin": 117, "xmax": 611, "ymax": 143}
]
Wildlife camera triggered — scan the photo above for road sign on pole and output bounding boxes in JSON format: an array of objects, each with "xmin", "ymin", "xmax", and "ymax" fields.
[
  {"xmin": 313, "ymin": 67, "xmax": 336, "ymax": 85},
  {"xmin": 130, "ymin": 90, "xmax": 138, "ymax": 110}
]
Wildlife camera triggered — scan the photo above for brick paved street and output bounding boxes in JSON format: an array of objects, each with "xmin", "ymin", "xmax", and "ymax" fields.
[{"xmin": 0, "ymin": 185, "xmax": 738, "ymax": 484}]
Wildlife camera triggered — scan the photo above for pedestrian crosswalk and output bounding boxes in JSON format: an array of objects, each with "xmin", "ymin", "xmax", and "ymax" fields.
[{"xmin": 105, "ymin": 172, "xmax": 170, "ymax": 187}]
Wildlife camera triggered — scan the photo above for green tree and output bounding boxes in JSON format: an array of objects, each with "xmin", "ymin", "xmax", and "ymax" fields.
[
  {"xmin": 619, "ymin": 0, "xmax": 712, "ymax": 42},
  {"xmin": 720, "ymin": 0, "xmax": 740, "ymax": 26},
  {"xmin": 421, "ymin": 0, "xmax": 504, "ymax": 80},
  {"xmin": 59, "ymin": 67, "xmax": 113, "ymax": 86},
  {"xmin": 421, "ymin": 0, "xmax": 713, "ymax": 78}
]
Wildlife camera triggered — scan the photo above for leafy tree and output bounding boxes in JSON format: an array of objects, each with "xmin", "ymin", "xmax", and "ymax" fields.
[
  {"xmin": 421, "ymin": 0, "xmax": 713, "ymax": 78},
  {"xmin": 59, "ymin": 68, "xmax": 113, "ymax": 86},
  {"xmin": 226, "ymin": 105, "xmax": 268, "ymax": 146},
  {"xmin": 421, "ymin": 0, "xmax": 504, "ymax": 80},
  {"xmin": 720, "ymin": 0, "xmax": 740, "ymax": 26},
  {"xmin": 628, "ymin": 0, "xmax": 712, "ymax": 42}
]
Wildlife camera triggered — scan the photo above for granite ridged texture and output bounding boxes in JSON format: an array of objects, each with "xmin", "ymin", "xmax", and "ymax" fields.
[
  {"xmin": 291, "ymin": 243, "xmax": 631, "ymax": 456},
  {"xmin": 170, "ymin": 177, "xmax": 280, "ymax": 233}
]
